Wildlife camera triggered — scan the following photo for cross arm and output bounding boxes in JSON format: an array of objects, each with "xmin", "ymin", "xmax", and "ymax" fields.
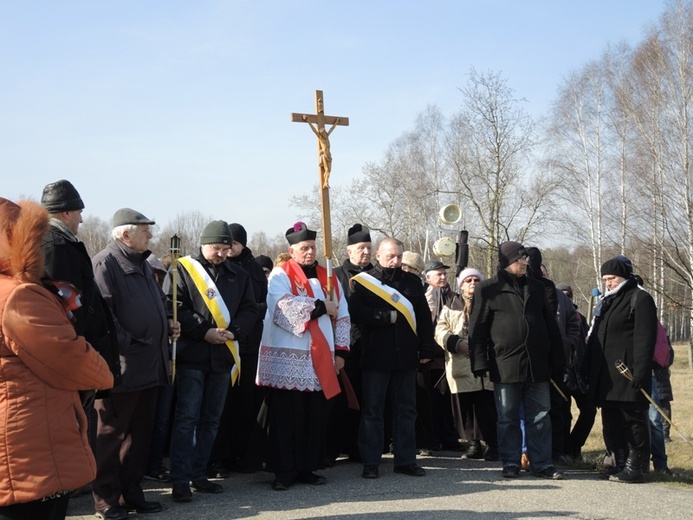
[{"xmin": 291, "ymin": 113, "xmax": 350, "ymax": 126}]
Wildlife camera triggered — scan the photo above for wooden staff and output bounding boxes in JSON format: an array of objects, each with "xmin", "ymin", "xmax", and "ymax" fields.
[
  {"xmin": 615, "ymin": 360, "xmax": 690, "ymax": 444},
  {"xmin": 170, "ymin": 234, "xmax": 181, "ymax": 383}
]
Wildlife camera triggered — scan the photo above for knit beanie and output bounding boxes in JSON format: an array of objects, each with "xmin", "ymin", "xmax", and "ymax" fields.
[
  {"xmin": 229, "ymin": 223, "xmax": 247, "ymax": 246},
  {"xmin": 457, "ymin": 268, "xmax": 484, "ymax": 286},
  {"xmin": 498, "ymin": 241, "xmax": 527, "ymax": 269},
  {"xmin": 600, "ymin": 257, "xmax": 633, "ymax": 279},
  {"xmin": 200, "ymin": 220, "xmax": 232, "ymax": 245},
  {"xmin": 41, "ymin": 180, "xmax": 85, "ymax": 213},
  {"xmin": 555, "ymin": 283, "xmax": 573, "ymax": 298}
]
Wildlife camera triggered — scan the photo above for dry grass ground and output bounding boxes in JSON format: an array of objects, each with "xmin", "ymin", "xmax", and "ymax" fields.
[{"xmin": 578, "ymin": 342, "xmax": 693, "ymax": 485}]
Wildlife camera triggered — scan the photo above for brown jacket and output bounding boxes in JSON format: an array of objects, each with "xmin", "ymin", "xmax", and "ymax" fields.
[{"xmin": 0, "ymin": 198, "xmax": 113, "ymax": 506}]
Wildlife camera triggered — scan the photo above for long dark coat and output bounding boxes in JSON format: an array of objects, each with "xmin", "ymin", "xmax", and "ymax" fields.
[
  {"xmin": 348, "ymin": 264, "xmax": 435, "ymax": 371},
  {"xmin": 43, "ymin": 224, "xmax": 120, "ymax": 384},
  {"xmin": 468, "ymin": 268, "xmax": 564, "ymax": 384},
  {"xmin": 585, "ymin": 278, "xmax": 657, "ymax": 408},
  {"xmin": 227, "ymin": 247, "xmax": 268, "ymax": 355}
]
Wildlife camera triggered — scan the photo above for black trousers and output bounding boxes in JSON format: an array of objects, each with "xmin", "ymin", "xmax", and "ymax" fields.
[
  {"xmin": 92, "ymin": 387, "xmax": 159, "ymax": 510},
  {"xmin": 210, "ymin": 353, "xmax": 266, "ymax": 469},
  {"xmin": 601, "ymin": 405, "xmax": 647, "ymax": 456},
  {"xmin": 457, "ymin": 390, "xmax": 498, "ymax": 447},
  {"xmin": 566, "ymin": 390, "xmax": 597, "ymax": 458}
]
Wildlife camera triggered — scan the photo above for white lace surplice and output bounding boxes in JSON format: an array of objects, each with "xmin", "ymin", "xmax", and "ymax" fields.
[{"xmin": 256, "ymin": 266, "xmax": 350, "ymax": 392}]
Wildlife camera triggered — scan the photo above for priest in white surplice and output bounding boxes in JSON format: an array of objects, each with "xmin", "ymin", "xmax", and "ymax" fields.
[{"xmin": 256, "ymin": 222, "xmax": 350, "ymax": 490}]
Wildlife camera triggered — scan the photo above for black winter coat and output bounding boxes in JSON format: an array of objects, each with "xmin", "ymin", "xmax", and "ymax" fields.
[
  {"xmin": 93, "ymin": 240, "xmax": 170, "ymax": 392},
  {"xmin": 469, "ymin": 269, "xmax": 564, "ymax": 384},
  {"xmin": 334, "ymin": 259, "xmax": 373, "ymax": 366},
  {"xmin": 170, "ymin": 249, "xmax": 259, "ymax": 373},
  {"xmin": 349, "ymin": 264, "xmax": 435, "ymax": 370},
  {"xmin": 43, "ymin": 225, "xmax": 121, "ymax": 385},
  {"xmin": 585, "ymin": 279, "xmax": 656, "ymax": 408},
  {"xmin": 227, "ymin": 247, "xmax": 268, "ymax": 355}
]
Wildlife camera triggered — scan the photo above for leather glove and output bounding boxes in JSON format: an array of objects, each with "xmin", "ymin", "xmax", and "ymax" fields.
[
  {"xmin": 473, "ymin": 369, "xmax": 487, "ymax": 379},
  {"xmin": 445, "ymin": 335, "xmax": 461, "ymax": 354},
  {"xmin": 631, "ymin": 377, "xmax": 643, "ymax": 391},
  {"xmin": 310, "ymin": 300, "xmax": 327, "ymax": 320}
]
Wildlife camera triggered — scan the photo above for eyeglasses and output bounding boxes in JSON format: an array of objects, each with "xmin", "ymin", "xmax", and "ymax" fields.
[
  {"xmin": 464, "ymin": 278, "xmax": 481, "ymax": 284},
  {"xmin": 208, "ymin": 245, "xmax": 231, "ymax": 254}
]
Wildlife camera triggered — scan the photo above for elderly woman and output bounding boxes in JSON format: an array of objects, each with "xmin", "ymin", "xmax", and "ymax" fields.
[
  {"xmin": 0, "ymin": 198, "xmax": 114, "ymax": 520},
  {"xmin": 585, "ymin": 256, "xmax": 657, "ymax": 483},
  {"xmin": 434, "ymin": 268, "xmax": 498, "ymax": 461}
]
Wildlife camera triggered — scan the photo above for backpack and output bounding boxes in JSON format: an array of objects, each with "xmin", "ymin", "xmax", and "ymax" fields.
[{"xmin": 628, "ymin": 290, "xmax": 675, "ymax": 369}]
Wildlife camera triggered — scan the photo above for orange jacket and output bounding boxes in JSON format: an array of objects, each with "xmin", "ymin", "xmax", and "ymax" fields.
[{"xmin": 0, "ymin": 198, "xmax": 113, "ymax": 506}]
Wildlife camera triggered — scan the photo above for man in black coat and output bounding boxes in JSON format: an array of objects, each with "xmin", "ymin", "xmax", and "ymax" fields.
[
  {"xmin": 92, "ymin": 208, "xmax": 179, "ymax": 519},
  {"xmin": 469, "ymin": 241, "xmax": 565, "ymax": 480},
  {"xmin": 208, "ymin": 222, "xmax": 268, "ymax": 475},
  {"xmin": 349, "ymin": 237, "xmax": 434, "ymax": 479},
  {"xmin": 329, "ymin": 223, "xmax": 374, "ymax": 463},
  {"xmin": 167, "ymin": 221, "xmax": 259, "ymax": 502},
  {"xmin": 40, "ymin": 180, "xmax": 120, "ymax": 388}
]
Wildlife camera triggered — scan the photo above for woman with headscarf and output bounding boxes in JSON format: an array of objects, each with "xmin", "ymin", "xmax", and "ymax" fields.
[
  {"xmin": 585, "ymin": 256, "xmax": 657, "ymax": 483},
  {"xmin": 434, "ymin": 267, "xmax": 498, "ymax": 461},
  {"xmin": 0, "ymin": 198, "xmax": 114, "ymax": 519}
]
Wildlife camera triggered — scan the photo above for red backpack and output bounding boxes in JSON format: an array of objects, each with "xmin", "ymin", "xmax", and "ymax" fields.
[{"xmin": 628, "ymin": 290, "xmax": 675, "ymax": 369}]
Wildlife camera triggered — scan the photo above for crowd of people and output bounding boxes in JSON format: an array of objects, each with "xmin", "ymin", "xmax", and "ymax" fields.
[{"xmin": 0, "ymin": 180, "xmax": 676, "ymax": 520}]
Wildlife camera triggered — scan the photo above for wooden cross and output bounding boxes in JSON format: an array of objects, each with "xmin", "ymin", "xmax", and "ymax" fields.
[{"xmin": 291, "ymin": 90, "xmax": 349, "ymax": 292}]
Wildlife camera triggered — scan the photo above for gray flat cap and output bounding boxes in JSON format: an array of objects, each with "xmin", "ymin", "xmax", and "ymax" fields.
[{"xmin": 113, "ymin": 208, "xmax": 155, "ymax": 227}]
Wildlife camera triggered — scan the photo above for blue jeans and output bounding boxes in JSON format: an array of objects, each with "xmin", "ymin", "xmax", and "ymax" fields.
[
  {"xmin": 170, "ymin": 369, "xmax": 230, "ymax": 484},
  {"xmin": 359, "ymin": 369, "xmax": 417, "ymax": 467},
  {"xmin": 495, "ymin": 382, "xmax": 552, "ymax": 472},
  {"xmin": 648, "ymin": 375, "xmax": 668, "ymax": 471}
]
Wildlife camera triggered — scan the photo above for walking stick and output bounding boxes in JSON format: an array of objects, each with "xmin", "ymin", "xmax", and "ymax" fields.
[
  {"xmin": 550, "ymin": 378, "xmax": 569, "ymax": 402},
  {"xmin": 614, "ymin": 360, "xmax": 690, "ymax": 444},
  {"xmin": 170, "ymin": 234, "xmax": 181, "ymax": 383}
]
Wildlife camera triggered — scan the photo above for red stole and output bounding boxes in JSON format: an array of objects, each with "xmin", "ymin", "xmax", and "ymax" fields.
[{"xmin": 281, "ymin": 260, "xmax": 341, "ymax": 400}]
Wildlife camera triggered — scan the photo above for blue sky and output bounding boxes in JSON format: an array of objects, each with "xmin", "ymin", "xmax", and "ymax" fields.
[{"xmin": 0, "ymin": 1, "xmax": 667, "ymax": 239}]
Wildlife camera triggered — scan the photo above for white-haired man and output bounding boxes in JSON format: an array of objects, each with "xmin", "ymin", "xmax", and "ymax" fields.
[{"xmin": 91, "ymin": 208, "xmax": 179, "ymax": 520}]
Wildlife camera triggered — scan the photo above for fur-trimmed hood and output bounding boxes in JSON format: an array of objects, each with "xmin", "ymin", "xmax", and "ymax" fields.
[{"xmin": 0, "ymin": 198, "xmax": 49, "ymax": 284}]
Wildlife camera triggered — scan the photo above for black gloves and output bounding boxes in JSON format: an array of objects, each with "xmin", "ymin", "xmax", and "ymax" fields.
[
  {"xmin": 631, "ymin": 377, "xmax": 643, "ymax": 391},
  {"xmin": 473, "ymin": 369, "xmax": 487, "ymax": 379},
  {"xmin": 445, "ymin": 335, "xmax": 461, "ymax": 354},
  {"xmin": 310, "ymin": 300, "xmax": 327, "ymax": 320}
]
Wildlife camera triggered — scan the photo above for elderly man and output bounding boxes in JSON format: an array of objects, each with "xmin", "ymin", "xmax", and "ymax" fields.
[
  {"xmin": 350, "ymin": 238, "xmax": 434, "ymax": 479},
  {"xmin": 92, "ymin": 209, "xmax": 179, "ymax": 520},
  {"xmin": 423, "ymin": 259, "xmax": 461, "ymax": 452},
  {"xmin": 469, "ymin": 241, "xmax": 565, "ymax": 480},
  {"xmin": 329, "ymin": 223, "xmax": 374, "ymax": 463},
  {"xmin": 168, "ymin": 220, "xmax": 259, "ymax": 502},
  {"xmin": 256, "ymin": 222, "xmax": 350, "ymax": 490}
]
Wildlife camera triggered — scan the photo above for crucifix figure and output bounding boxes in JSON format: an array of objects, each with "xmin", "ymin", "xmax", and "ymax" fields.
[
  {"xmin": 292, "ymin": 91, "xmax": 349, "ymax": 189},
  {"xmin": 291, "ymin": 90, "xmax": 349, "ymax": 294}
]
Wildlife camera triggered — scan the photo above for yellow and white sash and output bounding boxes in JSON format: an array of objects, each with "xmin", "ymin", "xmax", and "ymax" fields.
[
  {"xmin": 351, "ymin": 272, "xmax": 417, "ymax": 335},
  {"xmin": 178, "ymin": 256, "xmax": 241, "ymax": 385}
]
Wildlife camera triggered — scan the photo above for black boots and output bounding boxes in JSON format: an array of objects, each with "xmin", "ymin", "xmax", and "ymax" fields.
[{"xmin": 609, "ymin": 450, "xmax": 645, "ymax": 483}]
